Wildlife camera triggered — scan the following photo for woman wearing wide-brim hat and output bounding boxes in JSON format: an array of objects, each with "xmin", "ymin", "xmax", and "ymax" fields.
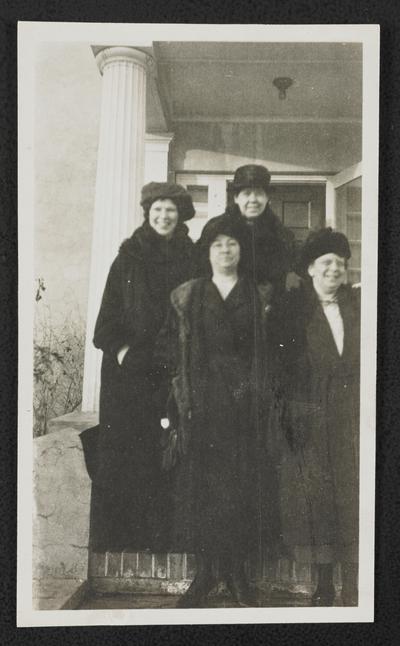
[
  {"xmin": 275, "ymin": 227, "xmax": 360, "ymax": 606},
  {"xmin": 155, "ymin": 215, "xmax": 280, "ymax": 607},
  {"xmin": 197, "ymin": 164, "xmax": 296, "ymax": 296},
  {"xmin": 88, "ymin": 182, "xmax": 196, "ymax": 552}
]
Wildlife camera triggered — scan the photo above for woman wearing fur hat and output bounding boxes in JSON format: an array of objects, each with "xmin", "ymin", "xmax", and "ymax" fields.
[
  {"xmin": 89, "ymin": 182, "xmax": 196, "ymax": 551},
  {"xmin": 275, "ymin": 228, "xmax": 360, "ymax": 606},
  {"xmin": 154, "ymin": 215, "xmax": 279, "ymax": 607},
  {"xmin": 198, "ymin": 164, "xmax": 296, "ymax": 296}
]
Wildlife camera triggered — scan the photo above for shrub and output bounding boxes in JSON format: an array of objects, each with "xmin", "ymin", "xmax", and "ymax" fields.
[{"xmin": 33, "ymin": 278, "xmax": 85, "ymax": 437}]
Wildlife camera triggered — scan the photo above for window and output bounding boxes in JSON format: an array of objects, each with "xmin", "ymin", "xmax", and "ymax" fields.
[
  {"xmin": 335, "ymin": 177, "xmax": 361, "ymax": 283},
  {"xmin": 186, "ymin": 185, "xmax": 209, "ymax": 218}
]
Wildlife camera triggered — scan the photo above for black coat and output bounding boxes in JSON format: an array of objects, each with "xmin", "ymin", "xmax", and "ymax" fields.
[
  {"xmin": 274, "ymin": 283, "xmax": 360, "ymax": 564},
  {"xmin": 154, "ymin": 277, "xmax": 280, "ymax": 557},
  {"xmin": 197, "ymin": 205, "xmax": 295, "ymax": 295},
  {"xmin": 90, "ymin": 221, "xmax": 195, "ymax": 551}
]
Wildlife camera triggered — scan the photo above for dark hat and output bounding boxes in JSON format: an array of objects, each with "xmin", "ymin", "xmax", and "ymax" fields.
[
  {"xmin": 140, "ymin": 182, "xmax": 195, "ymax": 221},
  {"xmin": 231, "ymin": 164, "xmax": 271, "ymax": 193},
  {"xmin": 297, "ymin": 227, "xmax": 351, "ymax": 277},
  {"xmin": 200, "ymin": 214, "xmax": 252, "ymax": 252},
  {"xmin": 198, "ymin": 215, "xmax": 252, "ymax": 276}
]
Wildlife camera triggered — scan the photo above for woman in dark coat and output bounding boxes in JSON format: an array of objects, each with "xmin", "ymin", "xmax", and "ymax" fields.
[
  {"xmin": 90, "ymin": 182, "xmax": 196, "ymax": 552},
  {"xmin": 276, "ymin": 228, "xmax": 360, "ymax": 606},
  {"xmin": 197, "ymin": 164, "xmax": 296, "ymax": 297},
  {"xmin": 155, "ymin": 215, "xmax": 278, "ymax": 607}
]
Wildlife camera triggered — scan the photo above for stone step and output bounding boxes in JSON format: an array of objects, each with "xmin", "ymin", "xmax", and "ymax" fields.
[
  {"xmin": 33, "ymin": 578, "xmax": 89, "ymax": 610},
  {"xmin": 47, "ymin": 410, "xmax": 98, "ymax": 434}
]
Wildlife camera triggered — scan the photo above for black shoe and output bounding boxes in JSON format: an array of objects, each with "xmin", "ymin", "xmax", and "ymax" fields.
[
  {"xmin": 176, "ymin": 573, "xmax": 216, "ymax": 608},
  {"xmin": 311, "ymin": 585, "xmax": 336, "ymax": 606},
  {"xmin": 341, "ymin": 563, "xmax": 358, "ymax": 606},
  {"xmin": 176, "ymin": 553, "xmax": 216, "ymax": 608},
  {"xmin": 341, "ymin": 588, "xmax": 358, "ymax": 606},
  {"xmin": 312, "ymin": 564, "xmax": 335, "ymax": 606},
  {"xmin": 225, "ymin": 567, "xmax": 260, "ymax": 607}
]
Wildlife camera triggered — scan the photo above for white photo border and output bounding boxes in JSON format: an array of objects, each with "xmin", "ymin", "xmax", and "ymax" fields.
[{"xmin": 17, "ymin": 21, "xmax": 379, "ymax": 627}]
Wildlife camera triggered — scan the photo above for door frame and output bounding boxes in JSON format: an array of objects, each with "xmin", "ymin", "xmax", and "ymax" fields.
[{"xmin": 327, "ymin": 161, "xmax": 362, "ymax": 229}]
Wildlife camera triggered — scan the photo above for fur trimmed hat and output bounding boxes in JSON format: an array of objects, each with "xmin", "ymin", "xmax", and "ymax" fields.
[
  {"xmin": 140, "ymin": 182, "xmax": 195, "ymax": 221},
  {"xmin": 199, "ymin": 214, "xmax": 252, "ymax": 252},
  {"xmin": 198, "ymin": 214, "xmax": 252, "ymax": 275},
  {"xmin": 297, "ymin": 227, "xmax": 351, "ymax": 277},
  {"xmin": 230, "ymin": 164, "xmax": 271, "ymax": 193}
]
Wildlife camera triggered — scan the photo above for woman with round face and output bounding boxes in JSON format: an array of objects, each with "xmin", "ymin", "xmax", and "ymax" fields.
[
  {"xmin": 307, "ymin": 252, "xmax": 347, "ymax": 296},
  {"xmin": 155, "ymin": 215, "xmax": 277, "ymax": 607},
  {"xmin": 148, "ymin": 198, "xmax": 179, "ymax": 238},
  {"xmin": 209, "ymin": 233, "xmax": 241, "ymax": 274},
  {"xmin": 276, "ymin": 228, "xmax": 360, "ymax": 606},
  {"xmin": 88, "ymin": 182, "xmax": 196, "ymax": 553}
]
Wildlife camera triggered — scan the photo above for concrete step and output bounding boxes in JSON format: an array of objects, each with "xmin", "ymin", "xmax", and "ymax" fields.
[
  {"xmin": 47, "ymin": 410, "xmax": 98, "ymax": 433},
  {"xmin": 33, "ymin": 578, "xmax": 89, "ymax": 610}
]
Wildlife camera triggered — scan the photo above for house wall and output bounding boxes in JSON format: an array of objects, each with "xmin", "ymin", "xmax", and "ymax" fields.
[{"xmin": 34, "ymin": 43, "xmax": 101, "ymax": 326}]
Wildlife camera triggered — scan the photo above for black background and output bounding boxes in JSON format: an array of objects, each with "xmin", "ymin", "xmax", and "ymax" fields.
[{"xmin": 1, "ymin": 1, "xmax": 399, "ymax": 644}]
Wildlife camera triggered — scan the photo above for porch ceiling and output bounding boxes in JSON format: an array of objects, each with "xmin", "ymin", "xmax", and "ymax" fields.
[{"xmin": 152, "ymin": 42, "xmax": 362, "ymax": 126}]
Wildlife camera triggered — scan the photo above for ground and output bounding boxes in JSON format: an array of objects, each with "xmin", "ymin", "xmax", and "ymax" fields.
[{"xmin": 78, "ymin": 590, "xmax": 343, "ymax": 609}]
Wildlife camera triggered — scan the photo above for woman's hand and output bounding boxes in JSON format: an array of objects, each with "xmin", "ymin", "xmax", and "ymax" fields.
[
  {"xmin": 286, "ymin": 272, "xmax": 302, "ymax": 291},
  {"xmin": 117, "ymin": 344, "xmax": 130, "ymax": 365}
]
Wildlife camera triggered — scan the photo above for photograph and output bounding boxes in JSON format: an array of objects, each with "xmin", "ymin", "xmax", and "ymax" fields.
[{"xmin": 17, "ymin": 22, "xmax": 379, "ymax": 626}]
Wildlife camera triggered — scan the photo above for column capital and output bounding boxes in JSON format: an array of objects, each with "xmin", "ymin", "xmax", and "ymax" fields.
[
  {"xmin": 145, "ymin": 132, "xmax": 174, "ymax": 151},
  {"xmin": 94, "ymin": 46, "xmax": 154, "ymax": 76}
]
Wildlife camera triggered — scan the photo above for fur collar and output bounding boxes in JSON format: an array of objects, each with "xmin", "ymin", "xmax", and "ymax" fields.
[{"xmin": 171, "ymin": 277, "xmax": 273, "ymax": 318}]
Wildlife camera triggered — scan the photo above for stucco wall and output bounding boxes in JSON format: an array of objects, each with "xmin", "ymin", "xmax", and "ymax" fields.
[{"xmin": 34, "ymin": 43, "xmax": 101, "ymax": 325}]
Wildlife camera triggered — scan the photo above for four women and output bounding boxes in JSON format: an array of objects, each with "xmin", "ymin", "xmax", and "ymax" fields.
[{"xmin": 90, "ymin": 166, "xmax": 361, "ymax": 608}]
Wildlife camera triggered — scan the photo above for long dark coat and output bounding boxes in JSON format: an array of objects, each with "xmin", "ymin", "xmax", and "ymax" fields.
[
  {"xmin": 90, "ymin": 221, "xmax": 195, "ymax": 551},
  {"xmin": 197, "ymin": 205, "xmax": 295, "ymax": 295},
  {"xmin": 275, "ymin": 283, "xmax": 360, "ymax": 564},
  {"xmin": 154, "ymin": 277, "xmax": 280, "ymax": 558}
]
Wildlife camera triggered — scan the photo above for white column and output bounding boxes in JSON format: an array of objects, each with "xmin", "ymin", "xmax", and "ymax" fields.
[
  {"xmin": 82, "ymin": 46, "xmax": 151, "ymax": 412},
  {"xmin": 144, "ymin": 133, "xmax": 174, "ymax": 182}
]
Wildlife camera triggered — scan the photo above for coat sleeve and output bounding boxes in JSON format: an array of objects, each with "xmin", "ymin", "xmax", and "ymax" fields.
[
  {"xmin": 267, "ymin": 221, "xmax": 296, "ymax": 288},
  {"xmin": 268, "ymin": 293, "xmax": 306, "ymax": 449},
  {"xmin": 153, "ymin": 303, "xmax": 179, "ymax": 378},
  {"xmin": 93, "ymin": 255, "xmax": 130, "ymax": 356},
  {"xmin": 152, "ymin": 304, "xmax": 180, "ymax": 417}
]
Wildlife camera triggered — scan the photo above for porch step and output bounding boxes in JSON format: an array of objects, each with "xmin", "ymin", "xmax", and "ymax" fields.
[
  {"xmin": 89, "ymin": 551, "xmax": 196, "ymax": 595},
  {"xmin": 78, "ymin": 590, "xmax": 319, "ymax": 609},
  {"xmin": 33, "ymin": 578, "xmax": 89, "ymax": 610},
  {"xmin": 47, "ymin": 410, "xmax": 98, "ymax": 434},
  {"xmin": 88, "ymin": 550, "xmax": 342, "ymax": 596}
]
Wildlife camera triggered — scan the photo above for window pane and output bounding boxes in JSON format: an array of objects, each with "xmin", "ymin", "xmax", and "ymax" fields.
[
  {"xmin": 347, "ymin": 185, "xmax": 361, "ymax": 212},
  {"xmin": 347, "ymin": 214, "xmax": 361, "ymax": 240},
  {"xmin": 349, "ymin": 242, "xmax": 361, "ymax": 268},
  {"xmin": 283, "ymin": 202, "xmax": 309, "ymax": 228},
  {"xmin": 186, "ymin": 185, "xmax": 208, "ymax": 203}
]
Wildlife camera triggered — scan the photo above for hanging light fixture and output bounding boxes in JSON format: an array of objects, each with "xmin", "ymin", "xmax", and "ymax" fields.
[{"xmin": 273, "ymin": 77, "xmax": 294, "ymax": 100}]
